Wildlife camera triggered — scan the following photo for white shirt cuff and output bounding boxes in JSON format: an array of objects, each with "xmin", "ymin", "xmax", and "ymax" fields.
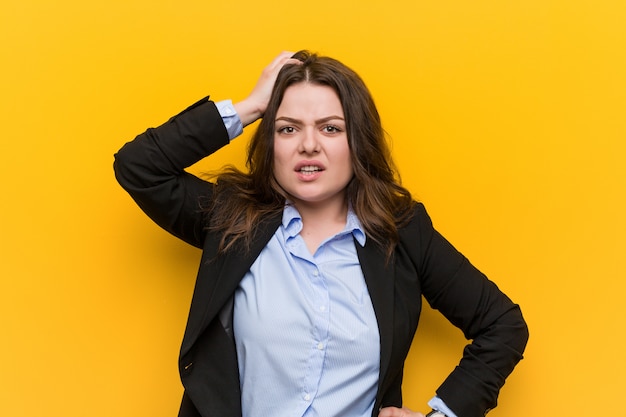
[
  {"xmin": 428, "ymin": 396, "xmax": 458, "ymax": 417},
  {"xmin": 215, "ymin": 99, "xmax": 243, "ymax": 141}
]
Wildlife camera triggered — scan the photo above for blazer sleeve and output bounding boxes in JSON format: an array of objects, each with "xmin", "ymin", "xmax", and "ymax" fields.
[
  {"xmin": 113, "ymin": 97, "xmax": 230, "ymax": 248},
  {"xmin": 402, "ymin": 203, "xmax": 529, "ymax": 417}
]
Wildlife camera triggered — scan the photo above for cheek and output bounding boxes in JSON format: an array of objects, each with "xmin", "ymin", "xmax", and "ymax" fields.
[
  {"xmin": 271, "ymin": 140, "xmax": 283, "ymax": 168},
  {"xmin": 272, "ymin": 148, "xmax": 290, "ymax": 179},
  {"xmin": 336, "ymin": 143, "xmax": 353, "ymax": 173}
]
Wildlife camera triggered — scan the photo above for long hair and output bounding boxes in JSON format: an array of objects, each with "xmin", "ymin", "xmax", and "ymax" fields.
[{"xmin": 207, "ymin": 51, "xmax": 415, "ymax": 258}]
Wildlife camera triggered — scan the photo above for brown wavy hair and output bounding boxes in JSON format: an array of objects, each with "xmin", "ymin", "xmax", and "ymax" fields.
[{"xmin": 207, "ymin": 50, "xmax": 415, "ymax": 258}]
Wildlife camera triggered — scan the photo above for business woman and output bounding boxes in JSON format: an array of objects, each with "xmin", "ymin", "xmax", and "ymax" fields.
[{"xmin": 114, "ymin": 50, "xmax": 528, "ymax": 417}]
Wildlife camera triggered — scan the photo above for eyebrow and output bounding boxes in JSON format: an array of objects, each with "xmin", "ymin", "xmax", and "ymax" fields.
[{"xmin": 275, "ymin": 116, "xmax": 345, "ymax": 124}]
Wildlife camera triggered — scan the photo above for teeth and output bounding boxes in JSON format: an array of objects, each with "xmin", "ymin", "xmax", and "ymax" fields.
[{"xmin": 300, "ymin": 165, "xmax": 321, "ymax": 173}]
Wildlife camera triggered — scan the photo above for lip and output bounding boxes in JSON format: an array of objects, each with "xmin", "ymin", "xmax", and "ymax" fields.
[
  {"xmin": 294, "ymin": 160, "xmax": 325, "ymax": 181},
  {"xmin": 294, "ymin": 160, "xmax": 326, "ymax": 171}
]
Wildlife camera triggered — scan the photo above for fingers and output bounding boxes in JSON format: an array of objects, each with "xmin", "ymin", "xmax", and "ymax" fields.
[
  {"xmin": 235, "ymin": 51, "xmax": 302, "ymax": 126},
  {"xmin": 257, "ymin": 50, "xmax": 301, "ymax": 90},
  {"xmin": 378, "ymin": 406, "xmax": 425, "ymax": 417},
  {"xmin": 265, "ymin": 50, "xmax": 300, "ymax": 73}
]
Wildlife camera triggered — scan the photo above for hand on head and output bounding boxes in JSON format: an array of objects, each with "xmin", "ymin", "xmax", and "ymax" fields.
[{"xmin": 234, "ymin": 51, "xmax": 302, "ymax": 127}]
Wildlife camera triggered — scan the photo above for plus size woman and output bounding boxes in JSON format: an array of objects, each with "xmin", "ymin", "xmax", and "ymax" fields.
[{"xmin": 114, "ymin": 50, "xmax": 528, "ymax": 417}]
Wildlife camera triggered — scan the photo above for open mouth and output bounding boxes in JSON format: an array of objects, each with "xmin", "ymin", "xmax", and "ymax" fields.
[{"xmin": 298, "ymin": 165, "xmax": 323, "ymax": 175}]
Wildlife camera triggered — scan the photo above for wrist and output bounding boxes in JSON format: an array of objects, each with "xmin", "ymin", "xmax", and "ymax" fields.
[
  {"xmin": 233, "ymin": 98, "xmax": 265, "ymax": 127},
  {"xmin": 426, "ymin": 411, "xmax": 447, "ymax": 417}
]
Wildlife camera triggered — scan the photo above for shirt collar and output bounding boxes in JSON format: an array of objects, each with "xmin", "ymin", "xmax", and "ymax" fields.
[{"xmin": 282, "ymin": 203, "xmax": 366, "ymax": 247}]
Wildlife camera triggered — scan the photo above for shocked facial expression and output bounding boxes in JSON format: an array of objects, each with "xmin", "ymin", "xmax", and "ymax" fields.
[{"xmin": 273, "ymin": 83, "xmax": 353, "ymax": 210}]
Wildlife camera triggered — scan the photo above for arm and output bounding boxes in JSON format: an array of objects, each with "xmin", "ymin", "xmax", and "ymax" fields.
[
  {"xmin": 405, "ymin": 204, "xmax": 529, "ymax": 417},
  {"xmin": 113, "ymin": 52, "xmax": 301, "ymax": 247},
  {"xmin": 113, "ymin": 98, "xmax": 230, "ymax": 248}
]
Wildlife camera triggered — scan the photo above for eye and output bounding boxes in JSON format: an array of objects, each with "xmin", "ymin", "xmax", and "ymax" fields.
[
  {"xmin": 322, "ymin": 125, "xmax": 342, "ymax": 133},
  {"xmin": 277, "ymin": 126, "xmax": 296, "ymax": 134}
]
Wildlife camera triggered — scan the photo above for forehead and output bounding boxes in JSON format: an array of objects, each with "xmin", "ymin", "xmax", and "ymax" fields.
[{"xmin": 276, "ymin": 83, "xmax": 344, "ymax": 118}]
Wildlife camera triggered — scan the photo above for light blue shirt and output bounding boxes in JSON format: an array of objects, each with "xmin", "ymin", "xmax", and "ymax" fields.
[
  {"xmin": 215, "ymin": 99, "xmax": 243, "ymax": 139},
  {"xmin": 217, "ymin": 99, "xmax": 458, "ymax": 417},
  {"xmin": 234, "ymin": 204, "xmax": 379, "ymax": 417}
]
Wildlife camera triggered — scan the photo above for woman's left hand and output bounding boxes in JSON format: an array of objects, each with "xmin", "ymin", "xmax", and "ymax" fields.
[{"xmin": 378, "ymin": 406, "xmax": 425, "ymax": 417}]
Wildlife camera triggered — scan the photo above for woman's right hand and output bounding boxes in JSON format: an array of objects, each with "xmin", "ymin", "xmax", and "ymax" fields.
[
  {"xmin": 234, "ymin": 51, "xmax": 302, "ymax": 127},
  {"xmin": 378, "ymin": 406, "xmax": 425, "ymax": 417}
]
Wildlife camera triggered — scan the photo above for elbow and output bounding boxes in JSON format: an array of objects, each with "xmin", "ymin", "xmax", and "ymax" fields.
[
  {"xmin": 497, "ymin": 304, "xmax": 530, "ymax": 361},
  {"xmin": 112, "ymin": 140, "xmax": 146, "ymax": 192},
  {"xmin": 516, "ymin": 307, "xmax": 530, "ymax": 357}
]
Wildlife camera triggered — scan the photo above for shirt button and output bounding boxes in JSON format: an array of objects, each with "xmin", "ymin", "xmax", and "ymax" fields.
[
  {"xmin": 304, "ymin": 393, "xmax": 311, "ymax": 401},
  {"xmin": 317, "ymin": 342, "xmax": 324, "ymax": 350},
  {"xmin": 319, "ymin": 305, "xmax": 326, "ymax": 312},
  {"xmin": 312, "ymin": 270, "xmax": 319, "ymax": 276}
]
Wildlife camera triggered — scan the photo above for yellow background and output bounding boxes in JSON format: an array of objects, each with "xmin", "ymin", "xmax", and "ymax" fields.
[{"xmin": 2, "ymin": 0, "xmax": 624, "ymax": 415}]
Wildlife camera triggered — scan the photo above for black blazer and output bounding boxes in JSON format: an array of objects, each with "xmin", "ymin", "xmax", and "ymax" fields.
[{"xmin": 114, "ymin": 97, "xmax": 528, "ymax": 417}]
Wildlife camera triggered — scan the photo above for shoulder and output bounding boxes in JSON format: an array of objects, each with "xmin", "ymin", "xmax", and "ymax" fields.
[
  {"xmin": 399, "ymin": 202, "xmax": 434, "ymax": 236},
  {"xmin": 394, "ymin": 201, "xmax": 443, "ymax": 265}
]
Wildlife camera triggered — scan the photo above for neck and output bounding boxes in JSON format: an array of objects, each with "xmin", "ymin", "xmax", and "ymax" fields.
[
  {"xmin": 293, "ymin": 196, "xmax": 349, "ymax": 254},
  {"xmin": 294, "ymin": 196, "xmax": 348, "ymax": 226}
]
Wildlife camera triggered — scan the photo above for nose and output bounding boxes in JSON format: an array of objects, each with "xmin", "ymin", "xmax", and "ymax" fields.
[{"xmin": 299, "ymin": 128, "xmax": 320, "ymax": 154}]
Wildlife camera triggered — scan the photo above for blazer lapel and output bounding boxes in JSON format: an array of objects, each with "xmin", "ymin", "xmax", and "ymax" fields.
[
  {"xmin": 181, "ymin": 211, "xmax": 282, "ymax": 357},
  {"xmin": 182, "ymin": 213, "xmax": 397, "ymax": 386},
  {"xmin": 355, "ymin": 240, "xmax": 395, "ymax": 393}
]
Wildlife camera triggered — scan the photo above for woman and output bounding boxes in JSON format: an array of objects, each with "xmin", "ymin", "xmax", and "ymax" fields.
[{"xmin": 114, "ymin": 51, "xmax": 528, "ymax": 417}]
